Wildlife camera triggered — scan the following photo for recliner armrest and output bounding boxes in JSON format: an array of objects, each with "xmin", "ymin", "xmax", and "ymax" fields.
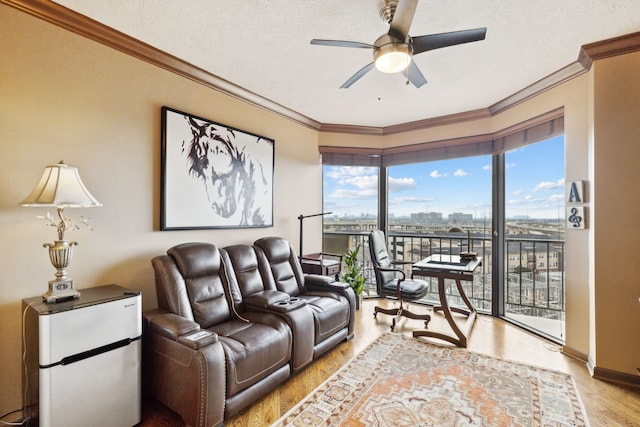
[
  {"xmin": 244, "ymin": 289, "xmax": 289, "ymax": 308},
  {"xmin": 143, "ymin": 308, "xmax": 225, "ymax": 427},
  {"xmin": 306, "ymin": 274, "xmax": 350, "ymax": 291},
  {"xmin": 178, "ymin": 329, "xmax": 219, "ymax": 350},
  {"xmin": 144, "ymin": 309, "xmax": 210, "ymax": 342},
  {"xmin": 244, "ymin": 290, "xmax": 308, "ymax": 313}
]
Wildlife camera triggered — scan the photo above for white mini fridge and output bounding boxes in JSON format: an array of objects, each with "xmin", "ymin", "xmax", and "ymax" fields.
[{"xmin": 23, "ymin": 284, "xmax": 142, "ymax": 427}]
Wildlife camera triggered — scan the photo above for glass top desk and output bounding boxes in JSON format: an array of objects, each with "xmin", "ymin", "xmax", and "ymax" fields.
[{"xmin": 412, "ymin": 254, "xmax": 482, "ymax": 347}]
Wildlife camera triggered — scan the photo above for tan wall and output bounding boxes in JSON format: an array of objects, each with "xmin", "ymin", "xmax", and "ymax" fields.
[
  {"xmin": 0, "ymin": 5, "xmax": 322, "ymax": 414},
  {"xmin": 591, "ymin": 51, "xmax": 640, "ymax": 373},
  {"xmin": 2, "ymin": 1, "xmax": 638, "ymax": 418}
]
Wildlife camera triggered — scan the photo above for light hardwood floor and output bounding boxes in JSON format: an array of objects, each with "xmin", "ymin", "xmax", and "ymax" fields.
[{"xmin": 140, "ymin": 299, "xmax": 640, "ymax": 426}]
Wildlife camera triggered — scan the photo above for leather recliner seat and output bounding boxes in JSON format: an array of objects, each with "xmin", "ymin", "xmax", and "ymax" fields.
[
  {"xmin": 254, "ymin": 237, "xmax": 355, "ymax": 357},
  {"xmin": 143, "ymin": 239, "xmax": 355, "ymax": 427}
]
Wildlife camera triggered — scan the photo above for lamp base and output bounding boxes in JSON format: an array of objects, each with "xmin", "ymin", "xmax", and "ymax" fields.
[
  {"xmin": 460, "ymin": 252, "xmax": 477, "ymax": 261},
  {"xmin": 42, "ymin": 279, "xmax": 81, "ymax": 303}
]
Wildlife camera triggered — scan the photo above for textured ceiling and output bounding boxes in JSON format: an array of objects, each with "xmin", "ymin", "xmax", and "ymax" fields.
[{"xmin": 52, "ymin": 0, "xmax": 640, "ymax": 127}]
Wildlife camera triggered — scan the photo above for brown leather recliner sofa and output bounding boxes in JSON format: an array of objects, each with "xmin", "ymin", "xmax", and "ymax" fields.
[{"xmin": 143, "ymin": 238, "xmax": 355, "ymax": 427}]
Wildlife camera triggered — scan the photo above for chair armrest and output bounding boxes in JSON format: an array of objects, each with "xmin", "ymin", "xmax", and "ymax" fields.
[
  {"xmin": 391, "ymin": 260, "xmax": 413, "ymax": 266},
  {"xmin": 375, "ymin": 265, "xmax": 407, "ymax": 280}
]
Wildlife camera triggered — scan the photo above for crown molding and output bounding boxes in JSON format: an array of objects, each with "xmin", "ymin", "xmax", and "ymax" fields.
[
  {"xmin": 488, "ymin": 62, "xmax": 588, "ymax": 116},
  {"xmin": 317, "ymin": 123, "xmax": 385, "ymax": 135},
  {"xmin": 383, "ymin": 108, "xmax": 491, "ymax": 135},
  {"xmin": 581, "ymin": 31, "xmax": 640, "ymax": 61},
  {"xmin": 492, "ymin": 107, "xmax": 564, "ymax": 140},
  {"xmin": 4, "ymin": 0, "xmax": 638, "ymax": 136},
  {"xmin": 0, "ymin": 0, "xmax": 321, "ymax": 131}
]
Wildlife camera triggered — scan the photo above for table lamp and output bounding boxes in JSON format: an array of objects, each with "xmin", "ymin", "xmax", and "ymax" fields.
[{"xmin": 21, "ymin": 161, "xmax": 102, "ymax": 303}]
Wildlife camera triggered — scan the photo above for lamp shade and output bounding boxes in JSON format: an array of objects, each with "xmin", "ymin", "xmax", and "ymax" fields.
[{"xmin": 20, "ymin": 161, "xmax": 102, "ymax": 208}]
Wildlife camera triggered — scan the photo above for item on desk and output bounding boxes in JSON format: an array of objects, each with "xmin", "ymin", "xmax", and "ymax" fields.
[{"xmin": 460, "ymin": 252, "xmax": 477, "ymax": 261}]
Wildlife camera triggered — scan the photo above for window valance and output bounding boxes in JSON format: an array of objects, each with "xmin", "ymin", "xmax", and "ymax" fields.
[
  {"xmin": 320, "ymin": 108, "xmax": 564, "ymax": 166},
  {"xmin": 318, "ymin": 146, "xmax": 382, "ymax": 166}
]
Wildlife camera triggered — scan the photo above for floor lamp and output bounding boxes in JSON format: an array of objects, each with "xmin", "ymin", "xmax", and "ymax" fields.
[{"xmin": 297, "ymin": 212, "xmax": 332, "ymax": 257}]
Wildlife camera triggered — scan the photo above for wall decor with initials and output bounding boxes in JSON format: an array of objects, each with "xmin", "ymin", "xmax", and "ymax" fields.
[{"xmin": 566, "ymin": 181, "xmax": 586, "ymax": 229}]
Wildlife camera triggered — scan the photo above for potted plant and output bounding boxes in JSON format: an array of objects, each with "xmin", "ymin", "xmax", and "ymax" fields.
[{"xmin": 342, "ymin": 244, "xmax": 366, "ymax": 309}]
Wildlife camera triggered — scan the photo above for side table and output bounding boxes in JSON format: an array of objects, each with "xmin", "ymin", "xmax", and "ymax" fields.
[{"xmin": 411, "ymin": 255, "xmax": 482, "ymax": 347}]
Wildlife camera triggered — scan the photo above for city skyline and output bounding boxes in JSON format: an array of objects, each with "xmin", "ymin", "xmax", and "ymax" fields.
[{"xmin": 323, "ymin": 135, "xmax": 565, "ymax": 221}]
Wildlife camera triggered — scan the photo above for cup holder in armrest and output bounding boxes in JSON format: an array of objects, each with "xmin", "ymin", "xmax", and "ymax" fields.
[{"xmin": 268, "ymin": 297, "xmax": 307, "ymax": 313}]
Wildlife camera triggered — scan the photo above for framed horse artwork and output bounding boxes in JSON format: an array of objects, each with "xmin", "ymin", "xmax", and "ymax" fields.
[{"xmin": 160, "ymin": 106, "xmax": 274, "ymax": 230}]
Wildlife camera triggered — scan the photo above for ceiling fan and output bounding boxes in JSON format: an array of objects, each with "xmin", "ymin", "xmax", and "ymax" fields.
[{"xmin": 310, "ymin": 0, "xmax": 487, "ymax": 89}]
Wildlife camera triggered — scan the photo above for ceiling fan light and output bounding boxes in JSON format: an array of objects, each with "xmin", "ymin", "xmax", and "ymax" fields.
[{"xmin": 374, "ymin": 43, "xmax": 411, "ymax": 73}]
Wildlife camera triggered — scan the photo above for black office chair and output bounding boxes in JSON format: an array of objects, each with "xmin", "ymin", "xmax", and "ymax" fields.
[{"xmin": 368, "ymin": 230, "xmax": 431, "ymax": 331}]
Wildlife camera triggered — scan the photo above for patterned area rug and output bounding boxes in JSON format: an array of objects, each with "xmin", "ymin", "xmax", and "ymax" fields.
[{"xmin": 273, "ymin": 333, "xmax": 590, "ymax": 426}]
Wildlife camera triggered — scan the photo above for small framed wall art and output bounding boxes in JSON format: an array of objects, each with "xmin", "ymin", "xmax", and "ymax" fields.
[{"xmin": 161, "ymin": 106, "xmax": 274, "ymax": 230}]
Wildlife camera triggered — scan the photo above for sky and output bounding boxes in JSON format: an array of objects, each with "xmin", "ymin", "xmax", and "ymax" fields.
[{"xmin": 323, "ymin": 135, "xmax": 565, "ymax": 220}]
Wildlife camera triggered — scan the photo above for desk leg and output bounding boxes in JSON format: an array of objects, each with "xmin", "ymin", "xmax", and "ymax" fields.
[{"xmin": 413, "ymin": 277, "xmax": 477, "ymax": 347}]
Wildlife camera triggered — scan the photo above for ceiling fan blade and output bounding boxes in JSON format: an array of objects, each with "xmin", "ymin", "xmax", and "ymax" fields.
[
  {"xmin": 340, "ymin": 62, "xmax": 375, "ymax": 89},
  {"xmin": 388, "ymin": 0, "xmax": 418, "ymax": 40},
  {"xmin": 311, "ymin": 39, "xmax": 373, "ymax": 49},
  {"xmin": 412, "ymin": 28, "xmax": 487, "ymax": 55},
  {"xmin": 405, "ymin": 60, "xmax": 427, "ymax": 88}
]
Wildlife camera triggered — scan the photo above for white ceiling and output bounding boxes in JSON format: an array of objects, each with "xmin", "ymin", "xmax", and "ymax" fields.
[{"xmin": 53, "ymin": 0, "xmax": 640, "ymax": 128}]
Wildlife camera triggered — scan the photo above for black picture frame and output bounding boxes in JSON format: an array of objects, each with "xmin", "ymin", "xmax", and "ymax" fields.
[{"xmin": 161, "ymin": 106, "xmax": 274, "ymax": 230}]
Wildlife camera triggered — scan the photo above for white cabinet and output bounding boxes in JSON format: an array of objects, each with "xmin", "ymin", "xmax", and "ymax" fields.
[{"xmin": 23, "ymin": 285, "xmax": 142, "ymax": 427}]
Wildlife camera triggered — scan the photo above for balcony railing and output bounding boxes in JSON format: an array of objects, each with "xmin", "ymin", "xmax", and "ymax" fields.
[{"xmin": 322, "ymin": 229, "xmax": 565, "ymax": 341}]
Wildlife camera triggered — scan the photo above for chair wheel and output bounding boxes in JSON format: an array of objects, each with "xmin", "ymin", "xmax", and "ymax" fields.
[
  {"xmin": 390, "ymin": 325, "xmax": 395, "ymax": 332},
  {"xmin": 373, "ymin": 312, "xmax": 378, "ymax": 318},
  {"xmin": 424, "ymin": 320, "xmax": 430, "ymax": 328}
]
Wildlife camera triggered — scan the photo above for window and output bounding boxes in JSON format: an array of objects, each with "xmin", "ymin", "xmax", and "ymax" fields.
[
  {"xmin": 320, "ymin": 109, "xmax": 566, "ymax": 342},
  {"xmin": 322, "ymin": 165, "xmax": 379, "ymax": 225},
  {"xmin": 387, "ymin": 156, "xmax": 493, "ymax": 311},
  {"xmin": 503, "ymin": 135, "xmax": 565, "ymax": 340},
  {"xmin": 322, "ymin": 165, "xmax": 379, "ymax": 292}
]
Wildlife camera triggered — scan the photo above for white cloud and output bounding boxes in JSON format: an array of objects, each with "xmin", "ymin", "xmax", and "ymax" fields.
[
  {"xmin": 326, "ymin": 166, "xmax": 379, "ymax": 200},
  {"xmin": 326, "ymin": 166, "xmax": 377, "ymax": 180},
  {"xmin": 507, "ymin": 195, "xmax": 541, "ymax": 205},
  {"xmin": 388, "ymin": 177, "xmax": 416, "ymax": 192},
  {"xmin": 512, "ymin": 189, "xmax": 524, "ymax": 196},
  {"xmin": 343, "ymin": 174, "xmax": 377, "ymax": 190},
  {"xmin": 454, "ymin": 169, "xmax": 468, "ymax": 177},
  {"xmin": 391, "ymin": 196, "xmax": 436, "ymax": 204},
  {"xmin": 330, "ymin": 188, "xmax": 377, "ymax": 199},
  {"xmin": 430, "ymin": 170, "xmax": 444, "ymax": 178},
  {"xmin": 532, "ymin": 178, "xmax": 565, "ymax": 192},
  {"xmin": 482, "ymin": 165, "xmax": 491, "ymax": 171},
  {"xmin": 549, "ymin": 194, "xmax": 565, "ymax": 202}
]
